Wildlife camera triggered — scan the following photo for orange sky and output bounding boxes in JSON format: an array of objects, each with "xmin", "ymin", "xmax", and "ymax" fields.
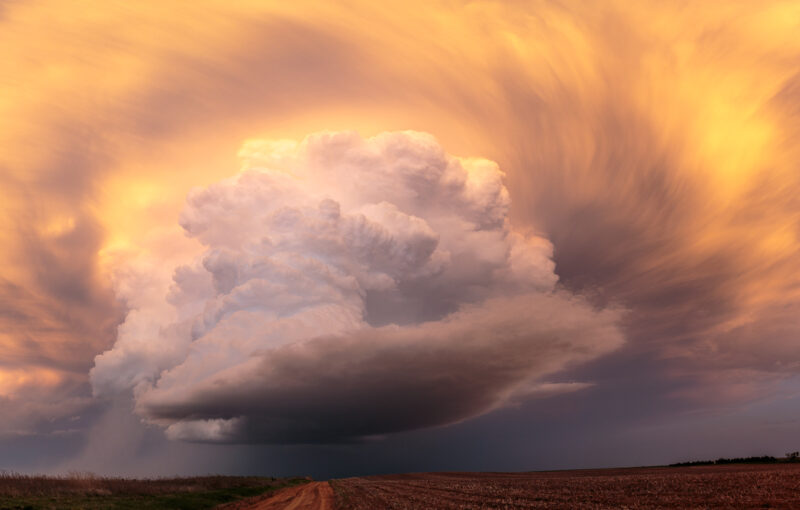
[{"xmin": 1, "ymin": 0, "xmax": 800, "ymax": 471}]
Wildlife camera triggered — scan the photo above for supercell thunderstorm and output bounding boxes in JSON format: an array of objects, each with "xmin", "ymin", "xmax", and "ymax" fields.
[{"xmin": 91, "ymin": 131, "xmax": 623, "ymax": 443}]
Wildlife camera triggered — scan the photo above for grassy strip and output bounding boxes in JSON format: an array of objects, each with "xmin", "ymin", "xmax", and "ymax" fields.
[{"xmin": 0, "ymin": 476, "xmax": 309, "ymax": 510}]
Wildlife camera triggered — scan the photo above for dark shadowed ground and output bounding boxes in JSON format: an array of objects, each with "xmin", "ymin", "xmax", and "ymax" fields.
[
  {"xmin": 0, "ymin": 474, "xmax": 308, "ymax": 510},
  {"xmin": 5, "ymin": 464, "xmax": 800, "ymax": 509},
  {"xmin": 330, "ymin": 465, "xmax": 800, "ymax": 509}
]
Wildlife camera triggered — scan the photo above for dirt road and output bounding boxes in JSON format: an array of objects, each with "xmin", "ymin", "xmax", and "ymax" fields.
[{"xmin": 229, "ymin": 481, "xmax": 334, "ymax": 510}]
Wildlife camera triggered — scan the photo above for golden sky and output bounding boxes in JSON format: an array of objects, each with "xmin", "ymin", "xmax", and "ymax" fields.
[{"xmin": 1, "ymin": 0, "xmax": 800, "ymax": 470}]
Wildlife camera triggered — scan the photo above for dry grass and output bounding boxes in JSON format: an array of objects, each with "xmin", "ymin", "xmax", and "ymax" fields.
[{"xmin": 0, "ymin": 472, "xmax": 308, "ymax": 509}]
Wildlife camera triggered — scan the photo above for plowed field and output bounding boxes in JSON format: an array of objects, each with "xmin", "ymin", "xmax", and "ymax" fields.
[{"xmin": 331, "ymin": 464, "xmax": 800, "ymax": 509}]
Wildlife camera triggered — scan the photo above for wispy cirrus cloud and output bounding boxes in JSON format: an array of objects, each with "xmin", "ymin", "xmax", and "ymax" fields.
[{"xmin": 1, "ymin": 0, "xmax": 799, "ymax": 473}]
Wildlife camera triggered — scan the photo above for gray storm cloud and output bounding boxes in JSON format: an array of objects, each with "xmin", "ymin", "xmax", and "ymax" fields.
[{"xmin": 91, "ymin": 131, "xmax": 623, "ymax": 443}]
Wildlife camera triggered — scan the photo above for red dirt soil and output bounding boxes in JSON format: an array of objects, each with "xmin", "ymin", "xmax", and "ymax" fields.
[
  {"xmin": 330, "ymin": 464, "xmax": 800, "ymax": 509},
  {"xmin": 228, "ymin": 481, "xmax": 334, "ymax": 510}
]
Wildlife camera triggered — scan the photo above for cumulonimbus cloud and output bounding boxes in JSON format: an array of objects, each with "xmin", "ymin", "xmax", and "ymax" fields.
[{"xmin": 91, "ymin": 131, "xmax": 623, "ymax": 443}]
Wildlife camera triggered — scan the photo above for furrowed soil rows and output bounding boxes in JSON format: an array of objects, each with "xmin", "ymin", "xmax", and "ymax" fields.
[{"xmin": 331, "ymin": 464, "xmax": 800, "ymax": 509}]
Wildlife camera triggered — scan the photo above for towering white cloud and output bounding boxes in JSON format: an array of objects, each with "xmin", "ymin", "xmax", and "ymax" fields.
[{"xmin": 92, "ymin": 131, "xmax": 623, "ymax": 443}]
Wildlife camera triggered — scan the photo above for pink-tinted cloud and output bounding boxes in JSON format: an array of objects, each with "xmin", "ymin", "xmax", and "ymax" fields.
[{"xmin": 92, "ymin": 131, "xmax": 623, "ymax": 442}]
